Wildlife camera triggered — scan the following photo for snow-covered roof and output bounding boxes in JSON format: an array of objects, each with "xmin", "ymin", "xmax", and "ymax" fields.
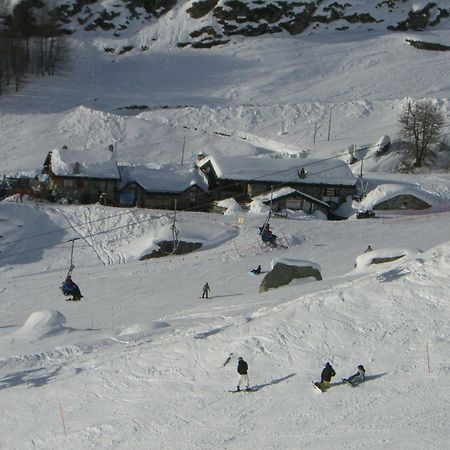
[
  {"xmin": 198, "ymin": 155, "xmax": 356, "ymax": 186},
  {"xmin": 50, "ymin": 148, "xmax": 120, "ymax": 179},
  {"xmin": 215, "ymin": 197, "xmax": 243, "ymax": 215},
  {"xmin": 252, "ymin": 187, "xmax": 331, "ymax": 208},
  {"xmin": 119, "ymin": 164, "xmax": 209, "ymax": 193},
  {"xmin": 358, "ymin": 184, "xmax": 438, "ymax": 209}
]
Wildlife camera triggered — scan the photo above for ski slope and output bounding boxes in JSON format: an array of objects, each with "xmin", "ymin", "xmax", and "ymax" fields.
[{"xmin": 0, "ymin": 198, "xmax": 450, "ymax": 449}]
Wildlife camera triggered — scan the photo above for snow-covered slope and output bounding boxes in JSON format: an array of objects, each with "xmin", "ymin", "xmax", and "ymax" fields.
[
  {"xmin": 1, "ymin": 1, "xmax": 450, "ymax": 448},
  {"xmin": 1, "ymin": 200, "xmax": 450, "ymax": 448}
]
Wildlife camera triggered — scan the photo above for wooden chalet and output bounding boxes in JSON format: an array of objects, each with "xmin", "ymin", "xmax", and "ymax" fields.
[
  {"xmin": 118, "ymin": 164, "xmax": 210, "ymax": 210},
  {"xmin": 197, "ymin": 155, "xmax": 357, "ymax": 210},
  {"xmin": 43, "ymin": 147, "xmax": 120, "ymax": 204}
]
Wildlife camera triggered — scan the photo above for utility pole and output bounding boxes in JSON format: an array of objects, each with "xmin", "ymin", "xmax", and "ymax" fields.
[
  {"xmin": 359, "ymin": 154, "xmax": 365, "ymax": 198},
  {"xmin": 327, "ymin": 106, "xmax": 333, "ymax": 142},
  {"xmin": 313, "ymin": 122, "xmax": 318, "ymax": 146},
  {"xmin": 180, "ymin": 135, "xmax": 186, "ymax": 166},
  {"xmin": 171, "ymin": 199, "xmax": 179, "ymax": 252}
]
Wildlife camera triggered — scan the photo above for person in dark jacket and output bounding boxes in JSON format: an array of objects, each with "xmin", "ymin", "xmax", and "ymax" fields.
[
  {"xmin": 202, "ymin": 282, "xmax": 210, "ymax": 299},
  {"xmin": 251, "ymin": 265, "xmax": 261, "ymax": 275},
  {"xmin": 236, "ymin": 357, "xmax": 250, "ymax": 391},
  {"xmin": 260, "ymin": 224, "xmax": 277, "ymax": 246},
  {"xmin": 319, "ymin": 362, "xmax": 336, "ymax": 389},
  {"xmin": 62, "ymin": 275, "xmax": 83, "ymax": 301}
]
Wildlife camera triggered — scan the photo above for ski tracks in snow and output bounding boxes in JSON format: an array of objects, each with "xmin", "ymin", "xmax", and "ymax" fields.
[{"xmin": 55, "ymin": 206, "xmax": 128, "ymax": 265}]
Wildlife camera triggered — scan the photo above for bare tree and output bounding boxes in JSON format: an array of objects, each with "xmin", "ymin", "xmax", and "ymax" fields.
[{"xmin": 399, "ymin": 100, "xmax": 445, "ymax": 167}]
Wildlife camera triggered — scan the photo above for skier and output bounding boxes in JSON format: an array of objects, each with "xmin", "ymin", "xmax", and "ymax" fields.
[
  {"xmin": 62, "ymin": 275, "xmax": 83, "ymax": 301},
  {"xmin": 344, "ymin": 365, "xmax": 366, "ymax": 384},
  {"xmin": 236, "ymin": 357, "xmax": 250, "ymax": 391},
  {"xmin": 202, "ymin": 282, "xmax": 210, "ymax": 299},
  {"xmin": 364, "ymin": 245, "xmax": 373, "ymax": 253},
  {"xmin": 251, "ymin": 265, "xmax": 261, "ymax": 275},
  {"xmin": 317, "ymin": 362, "xmax": 336, "ymax": 390}
]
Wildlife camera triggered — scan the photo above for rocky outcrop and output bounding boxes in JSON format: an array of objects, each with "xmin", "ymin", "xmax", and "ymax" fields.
[
  {"xmin": 140, "ymin": 240, "xmax": 202, "ymax": 259},
  {"xmin": 6, "ymin": 0, "xmax": 449, "ymax": 47},
  {"xmin": 259, "ymin": 261, "xmax": 322, "ymax": 293}
]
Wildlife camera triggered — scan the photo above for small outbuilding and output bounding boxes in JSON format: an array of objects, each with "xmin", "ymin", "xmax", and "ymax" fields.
[
  {"xmin": 253, "ymin": 187, "xmax": 331, "ymax": 217},
  {"xmin": 357, "ymin": 184, "xmax": 436, "ymax": 212}
]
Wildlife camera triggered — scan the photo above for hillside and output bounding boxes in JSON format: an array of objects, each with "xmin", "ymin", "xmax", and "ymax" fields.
[
  {"xmin": 1, "ymin": 199, "xmax": 450, "ymax": 449},
  {"xmin": 1, "ymin": 1, "xmax": 450, "ymax": 448}
]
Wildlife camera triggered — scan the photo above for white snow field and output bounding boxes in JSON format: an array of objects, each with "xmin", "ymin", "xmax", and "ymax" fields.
[
  {"xmin": 0, "ymin": 199, "xmax": 450, "ymax": 449},
  {"xmin": 1, "ymin": 0, "xmax": 450, "ymax": 448}
]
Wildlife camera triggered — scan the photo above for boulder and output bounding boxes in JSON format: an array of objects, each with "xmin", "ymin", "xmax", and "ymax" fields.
[{"xmin": 259, "ymin": 261, "xmax": 322, "ymax": 292}]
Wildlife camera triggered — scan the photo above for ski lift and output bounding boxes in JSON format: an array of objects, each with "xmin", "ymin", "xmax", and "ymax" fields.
[
  {"xmin": 259, "ymin": 186, "xmax": 274, "ymax": 236},
  {"xmin": 170, "ymin": 199, "xmax": 180, "ymax": 254},
  {"xmin": 61, "ymin": 239, "xmax": 83, "ymax": 301}
]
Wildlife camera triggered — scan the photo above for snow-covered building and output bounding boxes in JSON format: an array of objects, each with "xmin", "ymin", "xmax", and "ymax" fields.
[
  {"xmin": 44, "ymin": 147, "xmax": 121, "ymax": 204},
  {"xmin": 118, "ymin": 164, "xmax": 210, "ymax": 210},
  {"xmin": 197, "ymin": 155, "xmax": 357, "ymax": 209},
  {"xmin": 252, "ymin": 187, "xmax": 332, "ymax": 217},
  {"xmin": 358, "ymin": 184, "xmax": 436, "ymax": 211}
]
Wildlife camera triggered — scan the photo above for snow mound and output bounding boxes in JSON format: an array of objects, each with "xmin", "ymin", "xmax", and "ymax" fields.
[
  {"xmin": 271, "ymin": 257, "xmax": 321, "ymax": 272},
  {"xmin": 249, "ymin": 199, "xmax": 271, "ymax": 215},
  {"xmin": 16, "ymin": 310, "xmax": 67, "ymax": 338},
  {"xmin": 119, "ymin": 320, "xmax": 171, "ymax": 337},
  {"xmin": 354, "ymin": 248, "xmax": 417, "ymax": 271},
  {"xmin": 216, "ymin": 197, "xmax": 243, "ymax": 215}
]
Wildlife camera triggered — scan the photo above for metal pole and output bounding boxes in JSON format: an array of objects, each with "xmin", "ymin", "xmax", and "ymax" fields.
[
  {"xmin": 171, "ymin": 199, "xmax": 179, "ymax": 251},
  {"xmin": 327, "ymin": 107, "xmax": 333, "ymax": 142},
  {"xmin": 181, "ymin": 135, "xmax": 186, "ymax": 166}
]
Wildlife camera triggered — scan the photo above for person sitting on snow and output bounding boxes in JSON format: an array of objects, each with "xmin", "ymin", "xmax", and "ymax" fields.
[
  {"xmin": 251, "ymin": 265, "xmax": 261, "ymax": 275},
  {"xmin": 344, "ymin": 365, "xmax": 366, "ymax": 384}
]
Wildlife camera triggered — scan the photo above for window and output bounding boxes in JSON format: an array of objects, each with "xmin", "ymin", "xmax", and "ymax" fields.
[
  {"xmin": 63, "ymin": 179, "xmax": 74, "ymax": 187},
  {"xmin": 324, "ymin": 187, "xmax": 340, "ymax": 197}
]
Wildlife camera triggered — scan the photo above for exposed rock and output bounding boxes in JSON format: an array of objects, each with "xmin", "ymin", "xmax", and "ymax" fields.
[
  {"xmin": 259, "ymin": 261, "xmax": 322, "ymax": 293},
  {"xmin": 140, "ymin": 240, "xmax": 202, "ymax": 259}
]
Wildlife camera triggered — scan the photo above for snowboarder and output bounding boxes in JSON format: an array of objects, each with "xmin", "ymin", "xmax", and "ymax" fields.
[
  {"xmin": 317, "ymin": 362, "xmax": 336, "ymax": 390},
  {"xmin": 202, "ymin": 282, "xmax": 210, "ymax": 299},
  {"xmin": 62, "ymin": 275, "xmax": 83, "ymax": 301},
  {"xmin": 251, "ymin": 265, "xmax": 261, "ymax": 275},
  {"xmin": 364, "ymin": 245, "xmax": 373, "ymax": 253},
  {"xmin": 344, "ymin": 365, "xmax": 366, "ymax": 384},
  {"xmin": 236, "ymin": 357, "xmax": 250, "ymax": 391}
]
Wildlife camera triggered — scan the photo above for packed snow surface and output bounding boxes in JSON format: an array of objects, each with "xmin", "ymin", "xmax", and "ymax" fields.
[{"xmin": 2, "ymin": 3, "xmax": 450, "ymax": 448}]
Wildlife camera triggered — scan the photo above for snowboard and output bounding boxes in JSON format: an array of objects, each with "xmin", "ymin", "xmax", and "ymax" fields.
[
  {"xmin": 312, "ymin": 381, "xmax": 325, "ymax": 392},
  {"xmin": 229, "ymin": 387, "xmax": 257, "ymax": 393},
  {"xmin": 65, "ymin": 297, "xmax": 83, "ymax": 301},
  {"xmin": 341, "ymin": 378, "xmax": 355, "ymax": 387}
]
